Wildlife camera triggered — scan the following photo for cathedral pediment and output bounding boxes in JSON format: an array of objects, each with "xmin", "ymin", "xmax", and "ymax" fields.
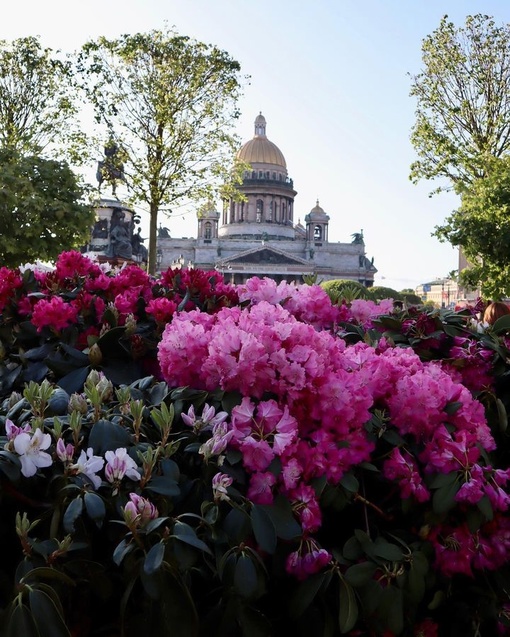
[{"xmin": 220, "ymin": 246, "xmax": 309, "ymax": 266}]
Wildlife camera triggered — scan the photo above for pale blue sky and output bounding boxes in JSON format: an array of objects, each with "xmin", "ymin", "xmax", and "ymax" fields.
[{"xmin": 2, "ymin": 0, "xmax": 510, "ymax": 290}]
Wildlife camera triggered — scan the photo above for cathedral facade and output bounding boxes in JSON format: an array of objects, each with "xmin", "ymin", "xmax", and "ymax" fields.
[{"xmin": 157, "ymin": 113, "xmax": 377, "ymax": 285}]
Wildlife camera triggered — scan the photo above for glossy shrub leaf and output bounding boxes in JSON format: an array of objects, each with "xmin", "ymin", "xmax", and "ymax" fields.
[
  {"xmin": 63, "ymin": 496, "xmax": 83, "ymax": 534},
  {"xmin": 344, "ymin": 561, "xmax": 377, "ymax": 587},
  {"xmin": 339, "ymin": 577, "xmax": 358, "ymax": 634},
  {"xmin": 288, "ymin": 572, "xmax": 329, "ymax": 620},
  {"xmin": 113, "ymin": 538, "xmax": 135, "ymax": 566},
  {"xmin": 84, "ymin": 492, "xmax": 106, "ymax": 528},
  {"xmin": 432, "ymin": 478, "xmax": 460, "ymax": 515},
  {"xmin": 343, "ymin": 536, "xmax": 363, "ymax": 561},
  {"xmin": 148, "ymin": 570, "xmax": 199, "ymax": 637},
  {"xmin": 234, "ymin": 553, "xmax": 258, "ymax": 599},
  {"xmin": 258, "ymin": 494, "xmax": 301, "ymax": 540},
  {"xmin": 5, "ymin": 603, "xmax": 39, "ymax": 637},
  {"xmin": 172, "ymin": 521, "xmax": 212, "ymax": 555},
  {"xmin": 144, "ymin": 542, "xmax": 166, "ymax": 575},
  {"xmin": 251, "ymin": 504, "xmax": 277, "ymax": 554},
  {"xmin": 88, "ymin": 418, "xmax": 132, "ymax": 454},
  {"xmin": 145, "ymin": 475, "xmax": 180, "ymax": 497},
  {"xmin": 372, "ymin": 540, "xmax": 404, "ymax": 562},
  {"xmin": 28, "ymin": 588, "xmax": 71, "ymax": 637}
]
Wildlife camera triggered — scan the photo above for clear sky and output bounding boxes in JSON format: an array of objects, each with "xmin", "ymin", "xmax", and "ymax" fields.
[{"xmin": 2, "ymin": 0, "xmax": 509, "ymax": 290}]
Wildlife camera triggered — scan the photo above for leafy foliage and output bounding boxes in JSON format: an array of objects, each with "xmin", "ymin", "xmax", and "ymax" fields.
[
  {"xmin": 0, "ymin": 150, "xmax": 95, "ymax": 267},
  {"xmin": 77, "ymin": 26, "xmax": 247, "ymax": 273},
  {"xmin": 409, "ymin": 14, "xmax": 510, "ymax": 192},
  {"xmin": 369, "ymin": 286, "xmax": 402, "ymax": 301},
  {"xmin": 1, "ymin": 257, "xmax": 510, "ymax": 636},
  {"xmin": 0, "ymin": 36, "xmax": 83, "ymax": 162},
  {"xmin": 320, "ymin": 279, "xmax": 373, "ymax": 303},
  {"xmin": 434, "ymin": 155, "xmax": 510, "ymax": 299}
]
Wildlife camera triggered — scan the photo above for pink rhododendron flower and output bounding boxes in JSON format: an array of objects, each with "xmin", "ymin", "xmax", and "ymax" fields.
[
  {"xmin": 383, "ymin": 447, "xmax": 430, "ymax": 502},
  {"xmin": 31, "ymin": 296, "xmax": 79, "ymax": 333},
  {"xmin": 54, "ymin": 250, "xmax": 101, "ymax": 282},
  {"xmin": 0, "ymin": 267, "xmax": 23, "ymax": 313},
  {"xmin": 146, "ymin": 297, "xmax": 178, "ymax": 323},
  {"xmin": 285, "ymin": 538, "xmax": 332, "ymax": 581},
  {"xmin": 13, "ymin": 428, "xmax": 53, "ymax": 477}
]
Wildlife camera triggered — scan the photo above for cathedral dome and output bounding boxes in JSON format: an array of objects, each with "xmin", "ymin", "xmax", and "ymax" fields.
[{"xmin": 236, "ymin": 113, "xmax": 287, "ymax": 169}]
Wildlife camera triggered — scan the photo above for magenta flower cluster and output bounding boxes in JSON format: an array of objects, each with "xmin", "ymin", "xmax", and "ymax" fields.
[{"xmin": 158, "ymin": 276, "xmax": 509, "ymax": 584}]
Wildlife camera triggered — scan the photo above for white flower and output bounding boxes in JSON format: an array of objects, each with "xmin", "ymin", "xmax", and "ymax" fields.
[
  {"xmin": 104, "ymin": 448, "xmax": 140, "ymax": 483},
  {"xmin": 71, "ymin": 448, "xmax": 105, "ymax": 490},
  {"xmin": 13, "ymin": 428, "xmax": 52, "ymax": 478}
]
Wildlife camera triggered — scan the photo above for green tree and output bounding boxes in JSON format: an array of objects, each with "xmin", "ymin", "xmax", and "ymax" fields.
[
  {"xmin": 0, "ymin": 36, "xmax": 85, "ymax": 161},
  {"xmin": 0, "ymin": 149, "xmax": 95, "ymax": 266},
  {"xmin": 370, "ymin": 286, "xmax": 403, "ymax": 301},
  {"xmin": 320, "ymin": 279, "xmax": 373, "ymax": 303},
  {"xmin": 409, "ymin": 14, "xmax": 510, "ymax": 194},
  {"xmin": 435, "ymin": 156, "xmax": 510, "ymax": 299},
  {"xmin": 77, "ymin": 26, "xmax": 246, "ymax": 273}
]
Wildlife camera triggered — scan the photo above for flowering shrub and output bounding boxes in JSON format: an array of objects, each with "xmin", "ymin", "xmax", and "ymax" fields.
[{"xmin": 1, "ymin": 255, "xmax": 510, "ymax": 636}]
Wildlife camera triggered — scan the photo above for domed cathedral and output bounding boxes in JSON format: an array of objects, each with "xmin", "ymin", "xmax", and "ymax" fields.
[{"xmin": 157, "ymin": 113, "xmax": 377, "ymax": 285}]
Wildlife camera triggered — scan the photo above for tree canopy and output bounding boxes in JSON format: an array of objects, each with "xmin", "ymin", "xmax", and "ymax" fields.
[
  {"xmin": 77, "ymin": 26, "xmax": 247, "ymax": 273},
  {"xmin": 435, "ymin": 155, "xmax": 510, "ymax": 299},
  {"xmin": 0, "ymin": 36, "xmax": 84, "ymax": 162},
  {"xmin": 0, "ymin": 149, "xmax": 95, "ymax": 267},
  {"xmin": 409, "ymin": 14, "xmax": 510, "ymax": 194}
]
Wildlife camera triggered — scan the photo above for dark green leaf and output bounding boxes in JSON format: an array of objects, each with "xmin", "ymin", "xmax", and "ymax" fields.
[
  {"xmin": 258, "ymin": 494, "xmax": 301, "ymax": 540},
  {"xmin": 145, "ymin": 475, "xmax": 180, "ymax": 497},
  {"xmin": 63, "ymin": 496, "xmax": 83, "ymax": 534},
  {"xmin": 88, "ymin": 418, "xmax": 132, "ymax": 454},
  {"xmin": 144, "ymin": 542, "xmax": 166, "ymax": 575},
  {"xmin": 251, "ymin": 505, "xmax": 277, "ymax": 554},
  {"xmin": 428, "ymin": 471, "xmax": 458, "ymax": 489},
  {"xmin": 234, "ymin": 553, "xmax": 258, "ymax": 599},
  {"xmin": 28, "ymin": 588, "xmax": 71, "ymax": 637},
  {"xmin": 372, "ymin": 540, "xmax": 404, "ymax": 562},
  {"xmin": 112, "ymin": 538, "xmax": 135, "ymax": 566},
  {"xmin": 84, "ymin": 492, "xmax": 106, "ymax": 528},
  {"xmin": 340, "ymin": 472, "xmax": 359, "ymax": 493},
  {"xmin": 5, "ymin": 603, "xmax": 39, "ymax": 637},
  {"xmin": 343, "ymin": 536, "xmax": 363, "ymax": 561},
  {"xmin": 344, "ymin": 562, "xmax": 377, "ymax": 587},
  {"xmin": 432, "ymin": 478, "xmax": 460, "ymax": 514},
  {"xmin": 496, "ymin": 398, "xmax": 508, "ymax": 432},
  {"xmin": 172, "ymin": 521, "xmax": 212, "ymax": 555},
  {"xmin": 288, "ymin": 572, "xmax": 328, "ymax": 620},
  {"xmin": 339, "ymin": 577, "xmax": 358, "ymax": 634}
]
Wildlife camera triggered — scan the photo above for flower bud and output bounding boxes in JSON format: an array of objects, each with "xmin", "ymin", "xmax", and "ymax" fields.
[
  {"xmin": 68, "ymin": 393, "xmax": 88, "ymax": 414},
  {"xmin": 88, "ymin": 343, "xmax": 103, "ymax": 366}
]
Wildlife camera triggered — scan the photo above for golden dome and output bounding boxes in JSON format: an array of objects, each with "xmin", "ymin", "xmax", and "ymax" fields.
[{"xmin": 236, "ymin": 113, "xmax": 287, "ymax": 169}]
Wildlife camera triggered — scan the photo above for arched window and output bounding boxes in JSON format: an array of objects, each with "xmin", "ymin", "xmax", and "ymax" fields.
[
  {"xmin": 256, "ymin": 199, "xmax": 263, "ymax": 223},
  {"xmin": 314, "ymin": 225, "xmax": 322, "ymax": 240},
  {"xmin": 204, "ymin": 222, "xmax": 212, "ymax": 239}
]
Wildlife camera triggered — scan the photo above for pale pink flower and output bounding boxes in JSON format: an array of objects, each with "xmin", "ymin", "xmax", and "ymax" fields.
[
  {"xmin": 123, "ymin": 493, "xmax": 158, "ymax": 526},
  {"xmin": 4, "ymin": 419, "xmax": 31, "ymax": 441},
  {"xmin": 104, "ymin": 448, "xmax": 140, "ymax": 483},
  {"xmin": 71, "ymin": 448, "xmax": 105, "ymax": 490},
  {"xmin": 13, "ymin": 428, "xmax": 53, "ymax": 477},
  {"xmin": 212, "ymin": 472, "xmax": 233, "ymax": 502},
  {"xmin": 56, "ymin": 438, "xmax": 75, "ymax": 463}
]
